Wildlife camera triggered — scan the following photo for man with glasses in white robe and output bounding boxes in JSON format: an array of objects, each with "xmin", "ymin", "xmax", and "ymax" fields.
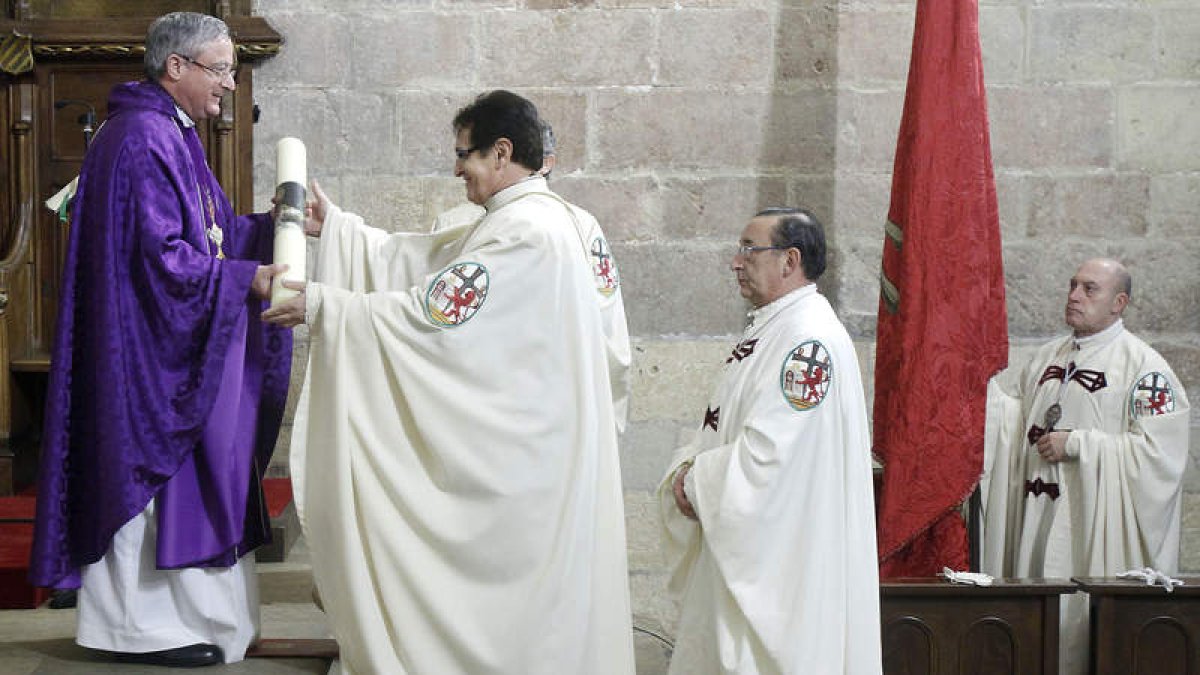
[{"xmin": 660, "ymin": 208, "xmax": 882, "ymax": 674}]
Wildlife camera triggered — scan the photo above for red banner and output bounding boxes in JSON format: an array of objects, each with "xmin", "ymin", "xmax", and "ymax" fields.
[{"xmin": 874, "ymin": 0, "xmax": 1008, "ymax": 577}]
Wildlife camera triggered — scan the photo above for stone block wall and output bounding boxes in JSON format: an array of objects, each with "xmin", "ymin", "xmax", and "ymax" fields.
[{"xmin": 250, "ymin": 0, "xmax": 1200, "ymax": 635}]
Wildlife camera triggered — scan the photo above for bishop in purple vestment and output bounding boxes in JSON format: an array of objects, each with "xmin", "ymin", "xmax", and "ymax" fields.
[{"xmin": 28, "ymin": 12, "xmax": 291, "ymax": 667}]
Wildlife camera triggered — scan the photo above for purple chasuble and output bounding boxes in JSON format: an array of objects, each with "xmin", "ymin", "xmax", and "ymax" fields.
[{"xmin": 29, "ymin": 80, "xmax": 291, "ymax": 588}]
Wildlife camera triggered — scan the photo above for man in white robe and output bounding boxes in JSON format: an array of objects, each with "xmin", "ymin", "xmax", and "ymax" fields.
[
  {"xmin": 264, "ymin": 91, "xmax": 634, "ymax": 675},
  {"xmin": 429, "ymin": 120, "xmax": 631, "ymax": 428},
  {"xmin": 981, "ymin": 257, "xmax": 1191, "ymax": 675},
  {"xmin": 659, "ymin": 208, "xmax": 882, "ymax": 675}
]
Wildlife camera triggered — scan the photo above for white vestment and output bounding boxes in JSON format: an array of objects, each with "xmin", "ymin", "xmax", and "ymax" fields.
[
  {"xmin": 981, "ymin": 319, "xmax": 1191, "ymax": 675},
  {"xmin": 428, "ymin": 199, "xmax": 631, "ymax": 429},
  {"xmin": 291, "ymin": 177, "xmax": 634, "ymax": 675},
  {"xmin": 429, "ymin": 202, "xmax": 485, "ymax": 234},
  {"xmin": 77, "ymin": 502, "xmax": 259, "ymax": 663},
  {"xmin": 659, "ymin": 285, "xmax": 882, "ymax": 675}
]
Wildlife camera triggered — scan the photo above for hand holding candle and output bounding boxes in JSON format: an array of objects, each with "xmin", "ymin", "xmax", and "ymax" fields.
[{"xmin": 271, "ymin": 137, "xmax": 307, "ymax": 307}]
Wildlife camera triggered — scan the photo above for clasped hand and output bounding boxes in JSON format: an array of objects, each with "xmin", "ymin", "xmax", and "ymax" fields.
[
  {"xmin": 261, "ymin": 280, "xmax": 307, "ymax": 328},
  {"xmin": 1035, "ymin": 430, "xmax": 1070, "ymax": 463},
  {"xmin": 672, "ymin": 463, "xmax": 698, "ymax": 521}
]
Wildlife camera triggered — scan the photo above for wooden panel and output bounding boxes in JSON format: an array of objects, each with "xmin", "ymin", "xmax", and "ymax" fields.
[
  {"xmin": 1133, "ymin": 618, "xmax": 1191, "ymax": 675},
  {"xmin": 881, "ymin": 578, "xmax": 1075, "ymax": 675},
  {"xmin": 1076, "ymin": 577, "xmax": 1200, "ymax": 675},
  {"xmin": 960, "ymin": 618, "xmax": 1018, "ymax": 674},
  {"xmin": 882, "ymin": 616, "xmax": 934, "ymax": 674},
  {"xmin": 26, "ymin": 63, "xmax": 139, "ymax": 363}
]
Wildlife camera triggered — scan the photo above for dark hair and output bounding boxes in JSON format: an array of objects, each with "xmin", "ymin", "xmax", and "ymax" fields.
[
  {"xmin": 757, "ymin": 207, "xmax": 826, "ymax": 281},
  {"xmin": 452, "ymin": 91, "xmax": 543, "ymax": 171},
  {"xmin": 144, "ymin": 12, "xmax": 230, "ymax": 80}
]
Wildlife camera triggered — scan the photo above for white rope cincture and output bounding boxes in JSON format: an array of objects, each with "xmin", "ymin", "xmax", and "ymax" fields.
[
  {"xmin": 942, "ymin": 567, "xmax": 995, "ymax": 586},
  {"xmin": 1117, "ymin": 567, "xmax": 1184, "ymax": 593}
]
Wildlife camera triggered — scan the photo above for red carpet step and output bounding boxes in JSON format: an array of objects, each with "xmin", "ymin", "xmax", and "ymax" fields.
[
  {"xmin": 257, "ymin": 477, "xmax": 299, "ymax": 563},
  {"xmin": 0, "ymin": 492, "xmax": 48, "ymax": 609},
  {"xmin": 0, "ymin": 478, "xmax": 297, "ymax": 608}
]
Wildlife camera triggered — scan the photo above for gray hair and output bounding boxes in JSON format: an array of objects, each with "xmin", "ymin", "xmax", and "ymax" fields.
[{"xmin": 144, "ymin": 12, "xmax": 231, "ymax": 80}]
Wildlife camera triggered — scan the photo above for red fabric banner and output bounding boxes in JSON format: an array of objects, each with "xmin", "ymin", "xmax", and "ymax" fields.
[{"xmin": 874, "ymin": 0, "xmax": 1008, "ymax": 577}]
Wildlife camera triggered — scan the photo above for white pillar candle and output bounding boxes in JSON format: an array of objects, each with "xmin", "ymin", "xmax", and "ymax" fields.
[
  {"xmin": 271, "ymin": 137, "xmax": 307, "ymax": 307},
  {"xmin": 271, "ymin": 221, "xmax": 307, "ymax": 306},
  {"xmin": 276, "ymin": 137, "xmax": 306, "ymax": 187}
]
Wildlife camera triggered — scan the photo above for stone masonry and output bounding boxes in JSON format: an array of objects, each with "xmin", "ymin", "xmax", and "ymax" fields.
[{"xmin": 250, "ymin": 0, "xmax": 1200, "ymax": 636}]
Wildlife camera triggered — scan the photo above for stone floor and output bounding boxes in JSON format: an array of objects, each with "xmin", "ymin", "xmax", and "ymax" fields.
[{"xmin": 0, "ymin": 537, "xmax": 673, "ymax": 675}]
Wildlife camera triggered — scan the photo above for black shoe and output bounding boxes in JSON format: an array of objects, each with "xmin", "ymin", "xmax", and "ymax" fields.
[
  {"xmin": 111, "ymin": 643, "xmax": 225, "ymax": 668},
  {"xmin": 47, "ymin": 589, "xmax": 78, "ymax": 609}
]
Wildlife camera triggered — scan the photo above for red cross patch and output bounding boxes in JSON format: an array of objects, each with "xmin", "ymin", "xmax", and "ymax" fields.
[
  {"xmin": 1130, "ymin": 371, "xmax": 1175, "ymax": 418},
  {"xmin": 425, "ymin": 262, "xmax": 489, "ymax": 327},
  {"xmin": 590, "ymin": 235, "xmax": 620, "ymax": 297},
  {"xmin": 780, "ymin": 340, "xmax": 832, "ymax": 411}
]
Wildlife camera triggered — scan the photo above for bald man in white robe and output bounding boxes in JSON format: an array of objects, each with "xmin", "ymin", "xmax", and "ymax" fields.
[{"xmin": 982, "ymin": 258, "xmax": 1191, "ymax": 675}]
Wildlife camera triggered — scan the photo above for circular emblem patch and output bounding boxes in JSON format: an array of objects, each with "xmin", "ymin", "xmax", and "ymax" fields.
[
  {"xmin": 1130, "ymin": 371, "xmax": 1175, "ymax": 418},
  {"xmin": 590, "ymin": 235, "xmax": 620, "ymax": 297},
  {"xmin": 780, "ymin": 339, "xmax": 833, "ymax": 411},
  {"xmin": 425, "ymin": 262, "xmax": 489, "ymax": 327}
]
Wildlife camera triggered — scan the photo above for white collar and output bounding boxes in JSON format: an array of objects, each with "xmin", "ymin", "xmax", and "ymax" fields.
[
  {"xmin": 174, "ymin": 105, "xmax": 196, "ymax": 129},
  {"xmin": 484, "ymin": 175, "xmax": 548, "ymax": 212},
  {"xmin": 1072, "ymin": 318, "xmax": 1124, "ymax": 351},
  {"xmin": 747, "ymin": 284, "xmax": 817, "ymax": 330}
]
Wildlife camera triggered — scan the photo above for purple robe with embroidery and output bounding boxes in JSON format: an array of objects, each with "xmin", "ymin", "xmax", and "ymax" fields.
[{"xmin": 29, "ymin": 80, "xmax": 291, "ymax": 588}]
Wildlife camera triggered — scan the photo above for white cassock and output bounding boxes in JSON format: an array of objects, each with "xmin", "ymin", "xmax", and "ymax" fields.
[
  {"xmin": 981, "ymin": 319, "xmax": 1191, "ymax": 675},
  {"xmin": 291, "ymin": 176, "xmax": 635, "ymax": 675},
  {"xmin": 659, "ymin": 285, "xmax": 882, "ymax": 675},
  {"xmin": 76, "ymin": 502, "xmax": 259, "ymax": 663}
]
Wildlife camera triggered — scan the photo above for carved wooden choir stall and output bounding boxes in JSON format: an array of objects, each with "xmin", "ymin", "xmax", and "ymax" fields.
[
  {"xmin": 0, "ymin": 1, "xmax": 279, "ymax": 496},
  {"xmin": 0, "ymin": 1, "xmax": 282, "ymax": 607}
]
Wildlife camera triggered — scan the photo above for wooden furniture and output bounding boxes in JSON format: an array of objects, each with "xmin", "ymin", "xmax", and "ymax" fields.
[
  {"xmin": 0, "ymin": 1, "xmax": 280, "ymax": 494},
  {"xmin": 1074, "ymin": 576, "xmax": 1200, "ymax": 675},
  {"xmin": 881, "ymin": 577, "xmax": 1076, "ymax": 675}
]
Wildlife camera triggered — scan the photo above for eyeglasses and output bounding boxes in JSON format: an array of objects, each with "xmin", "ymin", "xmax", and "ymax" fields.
[
  {"xmin": 454, "ymin": 145, "xmax": 480, "ymax": 161},
  {"xmin": 179, "ymin": 54, "xmax": 238, "ymax": 82},
  {"xmin": 734, "ymin": 244, "xmax": 789, "ymax": 257}
]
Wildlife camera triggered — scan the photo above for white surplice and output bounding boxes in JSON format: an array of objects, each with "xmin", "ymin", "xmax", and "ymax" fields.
[
  {"xmin": 290, "ymin": 177, "xmax": 634, "ymax": 675},
  {"xmin": 981, "ymin": 319, "xmax": 1191, "ymax": 675},
  {"xmin": 659, "ymin": 285, "xmax": 882, "ymax": 675}
]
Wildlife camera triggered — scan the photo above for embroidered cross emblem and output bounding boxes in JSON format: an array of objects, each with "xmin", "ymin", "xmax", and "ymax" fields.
[
  {"xmin": 426, "ymin": 262, "xmax": 490, "ymax": 327},
  {"xmin": 1132, "ymin": 372, "xmax": 1175, "ymax": 417},
  {"xmin": 440, "ymin": 266, "xmax": 485, "ymax": 320},
  {"xmin": 590, "ymin": 236, "xmax": 619, "ymax": 296},
  {"xmin": 781, "ymin": 340, "xmax": 832, "ymax": 411}
]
